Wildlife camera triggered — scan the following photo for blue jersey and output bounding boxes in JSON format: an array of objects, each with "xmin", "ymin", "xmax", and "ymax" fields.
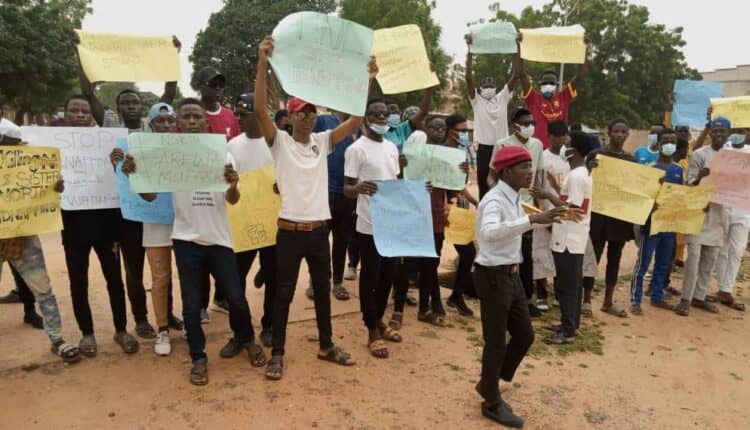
[{"xmin": 634, "ymin": 146, "xmax": 659, "ymax": 165}]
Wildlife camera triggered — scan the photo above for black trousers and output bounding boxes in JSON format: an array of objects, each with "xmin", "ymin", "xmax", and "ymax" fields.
[
  {"xmin": 390, "ymin": 258, "xmax": 410, "ymax": 313},
  {"xmin": 63, "ymin": 238, "xmax": 127, "ymax": 335},
  {"xmin": 592, "ymin": 239, "xmax": 626, "ymax": 286},
  {"xmin": 473, "ymin": 264, "xmax": 534, "ymax": 404},
  {"xmin": 553, "ymin": 251, "xmax": 583, "ymax": 337},
  {"xmin": 236, "ymin": 245, "xmax": 277, "ymax": 330},
  {"xmin": 273, "ymin": 227, "xmax": 334, "ymax": 356},
  {"xmin": 477, "ymin": 144, "xmax": 494, "ymax": 200},
  {"xmin": 450, "ymin": 243, "xmax": 476, "ymax": 299},
  {"xmin": 119, "ymin": 218, "xmax": 148, "ymax": 322},
  {"xmin": 329, "ymin": 193, "xmax": 357, "ymax": 284},
  {"xmin": 520, "ymin": 232, "xmax": 534, "ymax": 300},
  {"xmin": 418, "ymin": 233, "xmax": 445, "ymax": 315},
  {"xmin": 357, "ymin": 233, "xmax": 393, "ymax": 329}
]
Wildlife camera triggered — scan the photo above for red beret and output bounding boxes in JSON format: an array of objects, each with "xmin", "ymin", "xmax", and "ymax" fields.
[
  {"xmin": 287, "ymin": 97, "xmax": 316, "ymax": 113},
  {"xmin": 492, "ymin": 145, "xmax": 532, "ymax": 171}
]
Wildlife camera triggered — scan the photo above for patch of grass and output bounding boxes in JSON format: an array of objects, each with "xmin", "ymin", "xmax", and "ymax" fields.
[
  {"xmin": 729, "ymin": 372, "xmax": 744, "ymax": 381},
  {"xmin": 556, "ymin": 324, "xmax": 605, "ymax": 356},
  {"xmin": 465, "ymin": 326, "xmax": 476, "ymax": 333},
  {"xmin": 453, "ymin": 316, "xmax": 469, "ymax": 326},
  {"xmin": 21, "ymin": 363, "xmax": 40, "ymax": 372},
  {"xmin": 418, "ymin": 330, "xmax": 439, "ymax": 339},
  {"xmin": 467, "ymin": 334, "xmax": 483, "ymax": 348},
  {"xmin": 444, "ymin": 363, "xmax": 461, "ymax": 371}
]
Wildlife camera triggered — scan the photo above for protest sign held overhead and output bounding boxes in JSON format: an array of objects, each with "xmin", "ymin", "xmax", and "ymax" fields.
[
  {"xmin": 372, "ymin": 25, "xmax": 438, "ymax": 94},
  {"xmin": 22, "ymin": 126, "xmax": 123, "ymax": 210},
  {"xmin": 0, "ymin": 146, "xmax": 63, "ymax": 239},
  {"xmin": 520, "ymin": 24, "xmax": 586, "ymax": 64},
  {"xmin": 672, "ymin": 80, "xmax": 723, "ymax": 128},
  {"xmin": 711, "ymin": 96, "xmax": 750, "ymax": 128},
  {"xmin": 270, "ymin": 12, "xmax": 373, "ymax": 116},
  {"xmin": 74, "ymin": 30, "xmax": 181, "ymax": 82},
  {"xmin": 468, "ymin": 21, "xmax": 518, "ymax": 54}
]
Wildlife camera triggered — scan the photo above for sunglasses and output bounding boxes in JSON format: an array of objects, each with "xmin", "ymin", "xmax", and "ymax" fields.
[
  {"xmin": 293, "ymin": 111, "xmax": 317, "ymax": 121},
  {"xmin": 367, "ymin": 110, "xmax": 389, "ymax": 119}
]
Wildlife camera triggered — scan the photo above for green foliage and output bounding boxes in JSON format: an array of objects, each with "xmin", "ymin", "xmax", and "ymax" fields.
[
  {"xmin": 190, "ymin": 0, "xmax": 336, "ymax": 103},
  {"xmin": 95, "ymin": 82, "xmax": 137, "ymax": 110},
  {"xmin": 340, "ymin": 0, "xmax": 451, "ymax": 110},
  {"xmin": 0, "ymin": 0, "xmax": 91, "ymax": 116},
  {"xmin": 468, "ymin": 0, "xmax": 700, "ymax": 128}
]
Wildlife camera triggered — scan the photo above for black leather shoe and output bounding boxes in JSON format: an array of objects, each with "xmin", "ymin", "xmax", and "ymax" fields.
[
  {"xmin": 220, "ymin": 338, "xmax": 243, "ymax": 358},
  {"xmin": 260, "ymin": 330, "xmax": 273, "ymax": 348},
  {"xmin": 481, "ymin": 402, "xmax": 524, "ymax": 428},
  {"xmin": 24, "ymin": 311, "xmax": 44, "ymax": 329},
  {"xmin": 528, "ymin": 304, "xmax": 542, "ymax": 318},
  {"xmin": 0, "ymin": 290, "xmax": 22, "ymax": 304},
  {"xmin": 447, "ymin": 297, "xmax": 474, "ymax": 317}
]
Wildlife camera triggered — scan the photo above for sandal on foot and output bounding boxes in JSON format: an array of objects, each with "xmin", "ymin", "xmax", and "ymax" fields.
[
  {"xmin": 388, "ymin": 312, "xmax": 403, "ymax": 331},
  {"xmin": 265, "ymin": 355, "xmax": 284, "ymax": 380},
  {"xmin": 650, "ymin": 300, "xmax": 675, "ymax": 310},
  {"xmin": 79, "ymin": 335, "xmax": 97, "ymax": 357},
  {"xmin": 675, "ymin": 299, "xmax": 690, "ymax": 316},
  {"xmin": 52, "ymin": 341, "xmax": 81, "ymax": 364},
  {"xmin": 717, "ymin": 292, "xmax": 746, "ymax": 311},
  {"xmin": 581, "ymin": 302, "xmax": 593, "ymax": 318},
  {"xmin": 405, "ymin": 293, "xmax": 417, "ymax": 307},
  {"xmin": 691, "ymin": 298, "xmax": 719, "ymax": 313},
  {"xmin": 419, "ymin": 312, "xmax": 446, "ymax": 327},
  {"xmin": 630, "ymin": 304, "xmax": 643, "ymax": 315},
  {"xmin": 600, "ymin": 303, "xmax": 628, "ymax": 318},
  {"xmin": 247, "ymin": 343, "xmax": 267, "ymax": 367},
  {"xmin": 114, "ymin": 331, "xmax": 139, "ymax": 354},
  {"xmin": 332, "ymin": 284, "xmax": 350, "ymax": 301},
  {"xmin": 381, "ymin": 326, "xmax": 403, "ymax": 343},
  {"xmin": 190, "ymin": 362, "xmax": 208, "ymax": 386},
  {"xmin": 368, "ymin": 339, "xmax": 389, "ymax": 359},
  {"xmin": 135, "ymin": 321, "xmax": 157, "ymax": 339},
  {"xmin": 317, "ymin": 345, "xmax": 356, "ymax": 366}
]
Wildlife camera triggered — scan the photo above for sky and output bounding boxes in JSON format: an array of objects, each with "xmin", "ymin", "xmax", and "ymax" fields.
[{"xmin": 82, "ymin": 0, "xmax": 750, "ymax": 96}]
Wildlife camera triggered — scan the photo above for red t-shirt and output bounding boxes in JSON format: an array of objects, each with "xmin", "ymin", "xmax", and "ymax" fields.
[
  {"xmin": 523, "ymin": 84, "xmax": 577, "ymax": 149},
  {"xmin": 206, "ymin": 106, "xmax": 240, "ymax": 139}
]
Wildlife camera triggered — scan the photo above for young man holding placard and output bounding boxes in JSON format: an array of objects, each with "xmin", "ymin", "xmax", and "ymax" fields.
[
  {"xmin": 254, "ymin": 36, "xmax": 374, "ymax": 381},
  {"xmin": 676, "ymin": 117, "xmax": 730, "ymax": 317},
  {"xmin": 124, "ymin": 98, "xmax": 266, "ymax": 385},
  {"xmin": 465, "ymin": 34, "xmax": 518, "ymax": 199},
  {"xmin": 59, "ymin": 95, "xmax": 139, "ymax": 356}
]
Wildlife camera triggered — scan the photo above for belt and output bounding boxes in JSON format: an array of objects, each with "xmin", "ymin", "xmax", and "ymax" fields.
[
  {"xmin": 277, "ymin": 219, "xmax": 328, "ymax": 232},
  {"xmin": 474, "ymin": 263, "xmax": 519, "ymax": 274}
]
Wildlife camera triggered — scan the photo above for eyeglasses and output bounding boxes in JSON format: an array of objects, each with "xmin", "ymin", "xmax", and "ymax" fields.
[
  {"xmin": 367, "ymin": 110, "xmax": 388, "ymax": 119},
  {"xmin": 293, "ymin": 111, "xmax": 317, "ymax": 121}
]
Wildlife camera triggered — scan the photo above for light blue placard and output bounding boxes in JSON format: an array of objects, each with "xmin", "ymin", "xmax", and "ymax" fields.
[
  {"xmin": 370, "ymin": 179, "xmax": 437, "ymax": 258},
  {"xmin": 270, "ymin": 11, "xmax": 374, "ymax": 116},
  {"xmin": 469, "ymin": 21, "xmax": 518, "ymax": 54},
  {"xmin": 116, "ymin": 138, "xmax": 174, "ymax": 225},
  {"xmin": 673, "ymin": 79, "xmax": 723, "ymax": 128}
]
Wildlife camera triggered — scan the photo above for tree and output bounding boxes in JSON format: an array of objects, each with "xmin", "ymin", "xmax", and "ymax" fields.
[
  {"xmin": 340, "ymin": 0, "xmax": 451, "ymax": 109},
  {"xmin": 468, "ymin": 0, "xmax": 700, "ymax": 128},
  {"xmin": 0, "ymin": 0, "xmax": 91, "ymax": 122},
  {"xmin": 95, "ymin": 82, "xmax": 137, "ymax": 110},
  {"xmin": 190, "ymin": 0, "xmax": 336, "ymax": 105}
]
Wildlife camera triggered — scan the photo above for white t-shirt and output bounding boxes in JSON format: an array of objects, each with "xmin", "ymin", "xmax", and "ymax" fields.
[
  {"xmin": 228, "ymin": 133, "xmax": 273, "ymax": 173},
  {"xmin": 271, "ymin": 130, "xmax": 332, "ymax": 222},
  {"xmin": 551, "ymin": 166, "xmax": 592, "ymax": 254},
  {"xmin": 542, "ymin": 147, "xmax": 570, "ymax": 210},
  {"xmin": 344, "ymin": 136, "xmax": 400, "ymax": 235},
  {"xmin": 143, "ymin": 223, "xmax": 173, "ymax": 247},
  {"xmin": 470, "ymin": 85, "xmax": 513, "ymax": 147},
  {"xmin": 170, "ymin": 154, "xmax": 235, "ymax": 249}
]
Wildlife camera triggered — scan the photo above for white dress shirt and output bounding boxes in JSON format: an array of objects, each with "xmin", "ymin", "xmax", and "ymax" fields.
[{"xmin": 475, "ymin": 179, "xmax": 533, "ymax": 266}]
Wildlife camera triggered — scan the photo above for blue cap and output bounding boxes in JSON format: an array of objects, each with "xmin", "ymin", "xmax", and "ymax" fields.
[
  {"xmin": 710, "ymin": 116, "xmax": 731, "ymax": 129},
  {"xmin": 148, "ymin": 103, "xmax": 176, "ymax": 122}
]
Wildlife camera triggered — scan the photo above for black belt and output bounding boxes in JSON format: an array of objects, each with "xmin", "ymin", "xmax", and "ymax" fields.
[{"xmin": 474, "ymin": 263, "xmax": 519, "ymax": 274}]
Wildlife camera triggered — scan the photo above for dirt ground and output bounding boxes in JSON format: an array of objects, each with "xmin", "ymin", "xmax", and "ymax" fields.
[{"xmin": 1, "ymin": 232, "xmax": 748, "ymax": 430}]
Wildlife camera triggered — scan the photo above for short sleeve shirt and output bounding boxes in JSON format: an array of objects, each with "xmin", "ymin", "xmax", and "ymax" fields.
[
  {"xmin": 206, "ymin": 106, "xmax": 240, "ymax": 140},
  {"xmin": 551, "ymin": 166, "xmax": 592, "ymax": 254},
  {"xmin": 470, "ymin": 85, "xmax": 513, "ymax": 147},
  {"xmin": 384, "ymin": 120, "xmax": 413, "ymax": 152},
  {"xmin": 522, "ymin": 84, "xmax": 577, "ymax": 150}
]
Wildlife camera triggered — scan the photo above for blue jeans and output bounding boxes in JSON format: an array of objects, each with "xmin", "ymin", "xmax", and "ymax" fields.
[
  {"xmin": 630, "ymin": 229, "xmax": 675, "ymax": 305},
  {"xmin": 173, "ymin": 240, "xmax": 255, "ymax": 362}
]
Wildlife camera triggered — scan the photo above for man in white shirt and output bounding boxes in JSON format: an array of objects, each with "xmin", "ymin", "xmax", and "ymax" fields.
[
  {"xmin": 473, "ymin": 146, "xmax": 565, "ymax": 428},
  {"xmin": 254, "ymin": 36, "xmax": 375, "ymax": 380},
  {"xmin": 343, "ymin": 98, "xmax": 403, "ymax": 359},
  {"xmin": 535, "ymin": 132, "xmax": 594, "ymax": 344},
  {"xmin": 676, "ymin": 117, "xmax": 730, "ymax": 316},
  {"xmin": 125, "ymin": 98, "xmax": 266, "ymax": 386},
  {"xmin": 491, "ymin": 107, "xmax": 545, "ymax": 317},
  {"xmin": 465, "ymin": 34, "xmax": 518, "ymax": 199}
]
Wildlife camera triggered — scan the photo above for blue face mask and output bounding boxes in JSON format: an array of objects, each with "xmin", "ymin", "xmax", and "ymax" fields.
[
  {"xmin": 458, "ymin": 131, "xmax": 470, "ymax": 148},
  {"xmin": 387, "ymin": 114, "xmax": 401, "ymax": 128},
  {"xmin": 647, "ymin": 134, "xmax": 658, "ymax": 145},
  {"xmin": 369, "ymin": 123, "xmax": 389, "ymax": 135}
]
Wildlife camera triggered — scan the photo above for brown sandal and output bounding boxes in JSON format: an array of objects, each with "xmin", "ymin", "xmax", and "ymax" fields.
[
  {"xmin": 368, "ymin": 339, "xmax": 389, "ymax": 359},
  {"xmin": 717, "ymin": 292, "xmax": 746, "ymax": 312},
  {"xmin": 388, "ymin": 312, "xmax": 403, "ymax": 330},
  {"xmin": 600, "ymin": 303, "xmax": 628, "ymax": 318},
  {"xmin": 381, "ymin": 326, "xmax": 403, "ymax": 343}
]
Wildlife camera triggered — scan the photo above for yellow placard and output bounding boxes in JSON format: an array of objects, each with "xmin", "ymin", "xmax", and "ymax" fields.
[
  {"xmin": 520, "ymin": 24, "xmax": 586, "ymax": 64},
  {"xmin": 372, "ymin": 25, "xmax": 439, "ymax": 94},
  {"xmin": 75, "ymin": 30, "xmax": 181, "ymax": 82},
  {"xmin": 711, "ymin": 96, "xmax": 750, "ymax": 128},
  {"xmin": 0, "ymin": 146, "xmax": 63, "ymax": 239},
  {"xmin": 591, "ymin": 155, "xmax": 663, "ymax": 225},
  {"xmin": 445, "ymin": 206, "xmax": 476, "ymax": 245},
  {"xmin": 651, "ymin": 183, "xmax": 714, "ymax": 235},
  {"xmin": 228, "ymin": 165, "xmax": 281, "ymax": 252}
]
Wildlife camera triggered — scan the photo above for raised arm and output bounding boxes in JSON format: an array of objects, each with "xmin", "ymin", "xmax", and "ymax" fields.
[
  {"xmin": 515, "ymin": 37, "xmax": 531, "ymax": 95},
  {"xmin": 73, "ymin": 33, "xmax": 105, "ymax": 126},
  {"xmin": 409, "ymin": 64, "xmax": 436, "ymax": 130},
  {"xmin": 506, "ymin": 57, "xmax": 520, "ymax": 93},
  {"xmin": 254, "ymin": 36, "xmax": 277, "ymax": 146},
  {"xmin": 568, "ymin": 35, "xmax": 590, "ymax": 91},
  {"xmin": 465, "ymin": 34, "xmax": 476, "ymax": 100},
  {"xmin": 159, "ymin": 36, "xmax": 182, "ymax": 105}
]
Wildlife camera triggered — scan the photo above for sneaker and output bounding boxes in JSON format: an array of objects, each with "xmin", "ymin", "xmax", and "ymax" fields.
[
  {"xmin": 154, "ymin": 331, "xmax": 171, "ymax": 356},
  {"xmin": 447, "ymin": 296, "xmax": 474, "ymax": 316},
  {"xmin": 23, "ymin": 311, "xmax": 44, "ymax": 329},
  {"xmin": 344, "ymin": 266, "xmax": 357, "ymax": 281},
  {"xmin": 211, "ymin": 299, "xmax": 230, "ymax": 314},
  {"xmin": 0, "ymin": 290, "xmax": 22, "ymax": 304},
  {"xmin": 528, "ymin": 304, "xmax": 542, "ymax": 318},
  {"xmin": 481, "ymin": 402, "xmax": 524, "ymax": 428},
  {"xmin": 535, "ymin": 299, "xmax": 549, "ymax": 312},
  {"xmin": 543, "ymin": 331, "xmax": 574, "ymax": 345},
  {"xmin": 200, "ymin": 308, "xmax": 210, "ymax": 324}
]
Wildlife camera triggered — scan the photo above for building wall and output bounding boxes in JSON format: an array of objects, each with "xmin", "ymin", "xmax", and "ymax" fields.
[{"xmin": 702, "ymin": 65, "xmax": 750, "ymax": 97}]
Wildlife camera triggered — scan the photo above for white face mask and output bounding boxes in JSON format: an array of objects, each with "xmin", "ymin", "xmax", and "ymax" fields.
[
  {"xmin": 660, "ymin": 143, "xmax": 676, "ymax": 156},
  {"xmin": 540, "ymin": 84, "xmax": 557, "ymax": 96},
  {"xmin": 560, "ymin": 148, "xmax": 574, "ymax": 162},
  {"xmin": 480, "ymin": 87, "xmax": 496, "ymax": 100},
  {"xmin": 517, "ymin": 124, "xmax": 535, "ymax": 139}
]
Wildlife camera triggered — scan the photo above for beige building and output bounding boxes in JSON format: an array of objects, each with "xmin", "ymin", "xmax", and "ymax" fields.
[{"xmin": 702, "ymin": 65, "xmax": 750, "ymax": 97}]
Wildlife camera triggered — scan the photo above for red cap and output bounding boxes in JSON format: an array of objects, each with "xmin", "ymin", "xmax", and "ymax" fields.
[
  {"xmin": 287, "ymin": 97, "xmax": 316, "ymax": 113},
  {"xmin": 492, "ymin": 146, "xmax": 532, "ymax": 171}
]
